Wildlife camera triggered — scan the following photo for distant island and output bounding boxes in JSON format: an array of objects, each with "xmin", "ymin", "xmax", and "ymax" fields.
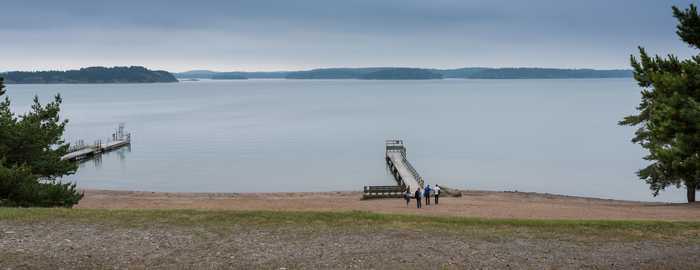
[
  {"xmin": 1, "ymin": 66, "xmax": 178, "ymax": 84},
  {"xmin": 210, "ymin": 73, "xmax": 248, "ymax": 80},
  {"xmin": 286, "ymin": 68, "xmax": 442, "ymax": 80},
  {"xmin": 435, "ymin": 67, "xmax": 633, "ymax": 79},
  {"xmin": 360, "ymin": 68, "xmax": 442, "ymax": 80},
  {"xmin": 188, "ymin": 71, "xmax": 288, "ymax": 80},
  {"xmin": 175, "ymin": 67, "xmax": 632, "ymax": 80}
]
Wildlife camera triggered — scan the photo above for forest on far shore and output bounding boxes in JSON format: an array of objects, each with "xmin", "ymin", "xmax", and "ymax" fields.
[{"xmin": 1, "ymin": 66, "xmax": 178, "ymax": 84}]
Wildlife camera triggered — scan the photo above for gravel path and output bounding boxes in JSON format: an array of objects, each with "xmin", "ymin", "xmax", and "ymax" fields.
[{"xmin": 1, "ymin": 220, "xmax": 699, "ymax": 269}]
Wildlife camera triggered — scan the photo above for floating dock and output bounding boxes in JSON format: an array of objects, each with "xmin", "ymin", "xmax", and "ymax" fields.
[
  {"xmin": 61, "ymin": 124, "xmax": 131, "ymax": 161},
  {"xmin": 363, "ymin": 140, "xmax": 425, "ymax": 199}
]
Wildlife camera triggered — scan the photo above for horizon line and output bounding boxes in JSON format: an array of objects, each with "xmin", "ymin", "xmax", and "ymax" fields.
[{"xmin": 0, "ymin": 65, "xmax": 635, "ymax": 73}]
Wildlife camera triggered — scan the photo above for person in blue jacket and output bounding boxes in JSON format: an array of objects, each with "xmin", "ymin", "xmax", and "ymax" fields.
[{"xmin": 424, "ymin": 185, "xmax": 432, "ymax": 206}]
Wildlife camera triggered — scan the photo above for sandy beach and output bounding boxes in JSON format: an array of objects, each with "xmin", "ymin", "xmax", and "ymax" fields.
[{"xmin": 77, "ymin": 189, "xmax": 700, "ymax": 221}]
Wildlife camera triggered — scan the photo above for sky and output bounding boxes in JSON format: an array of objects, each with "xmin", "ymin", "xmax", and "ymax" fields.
[{"xmin": 1, "ymin": 0, "xmax": 699, "ymax": 72}]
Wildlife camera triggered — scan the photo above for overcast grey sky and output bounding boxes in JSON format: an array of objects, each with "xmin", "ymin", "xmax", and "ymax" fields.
[{"xmin": 2, "ymin": 0, "xmax": 699, "ymax": 72}]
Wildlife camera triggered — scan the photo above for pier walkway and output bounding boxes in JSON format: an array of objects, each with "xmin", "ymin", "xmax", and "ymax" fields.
[
  {"xmin": 61, "ymin": 124, "xmax": 131, "ymax": 161},
  {"xmin": 363, "ymin": 140, "xmax": 425, "ymax": 199}
]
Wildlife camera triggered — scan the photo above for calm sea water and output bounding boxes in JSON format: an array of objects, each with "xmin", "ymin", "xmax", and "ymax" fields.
[{"xmin": 5, "ymin": 79, "xmax": 689, "ymax": 202}]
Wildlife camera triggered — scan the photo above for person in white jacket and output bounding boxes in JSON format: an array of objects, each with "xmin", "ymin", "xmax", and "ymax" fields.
[{"xmin": 434, "ymin": 185, "xmax": 441, "ymax": 205}]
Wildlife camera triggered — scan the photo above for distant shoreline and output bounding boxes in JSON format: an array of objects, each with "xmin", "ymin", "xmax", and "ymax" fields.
[
  {"xmin": 3, "ymin": 77, "xmax": 635, "ymax": 85},
  {"xmin": 204, "ymin": 77, "xmax": 633, "ymax": 81},
  {"xmin": 1, "ymin": 66, "xmax": 178, "ymax": 84},
  {"xmin": 4, "ymin": 81, "xmax": 180, "ymax": 85},
  {"xmin": 0, "ymin": 66, "xmax": 633, "ymax": 83},
  {"xmin": 178, "ymin": 67, "xmax": 633, "ymax": 80}
]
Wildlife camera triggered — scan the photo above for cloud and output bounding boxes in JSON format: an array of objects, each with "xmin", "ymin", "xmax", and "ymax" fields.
[{"xmin": 1, "ymin": 0, "xmax": 698, "ymax": 71}]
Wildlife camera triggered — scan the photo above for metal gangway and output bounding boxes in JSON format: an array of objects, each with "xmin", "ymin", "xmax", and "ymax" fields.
[{"xmin": 363, "ymin": 140, "xmax": 425, "ymax": 199}]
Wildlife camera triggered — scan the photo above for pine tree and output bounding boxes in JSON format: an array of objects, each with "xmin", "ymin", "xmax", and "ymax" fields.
[
  {"xmin": 0, "ymin": 77, "xmax": 83, "ymax": 207},
  {"xmin": 620, "ymin": 4, "xmax": 700, "ymax": 203}
]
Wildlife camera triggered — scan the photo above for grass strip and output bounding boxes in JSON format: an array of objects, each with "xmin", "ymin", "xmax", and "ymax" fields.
[{"xmin": 1, "ymin": 208, "xmax": 698, "ymax": 241}]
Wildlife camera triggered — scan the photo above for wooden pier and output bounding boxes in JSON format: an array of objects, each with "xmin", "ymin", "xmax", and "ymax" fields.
[
  {"xmin": 61, "ymin": 124, "xmax": 131, "ymax": 161},
  {"xmin": 363, "ymin": 140, "xmax": 425, "ymax": 199}
]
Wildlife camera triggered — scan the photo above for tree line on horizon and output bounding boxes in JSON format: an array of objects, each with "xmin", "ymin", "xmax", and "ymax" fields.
[
  {"xmin": 178, "ymin": 67, "xmax": 633, "ymax": 80},
  {"xmin": 1, "ymin": 66, "xmax": 633, "ymax": 82},
  {"xmin": 1, "ymin": 66, "xmax": 177, "ymax": 84}
]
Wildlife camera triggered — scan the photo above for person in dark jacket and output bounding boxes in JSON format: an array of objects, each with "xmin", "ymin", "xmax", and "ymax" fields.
[
  {"xmin": 414, "ymin": 188, "xmax": 422, "ymax": 208},
  {"xmin": 403, "ymin": 187, "xmax": 411, "ymax": 206}
]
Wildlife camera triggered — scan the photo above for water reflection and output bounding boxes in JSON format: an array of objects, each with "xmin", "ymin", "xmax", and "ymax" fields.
[{"xmin": 77, "ymin": 146, "xmax": 131, "ymax": 170}]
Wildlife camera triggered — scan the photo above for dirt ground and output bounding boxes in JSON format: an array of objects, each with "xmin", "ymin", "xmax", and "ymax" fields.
[
  {"xmin": 3, "ymin": 190, "xmax": 700, "ymax": 269},
  {"xmin": 77, "ymin": 189, "xmax": 700, "ymax": 221},
  {"xmin": 2, "ymin": 220, "xmax": 699, "ymax": 270}
]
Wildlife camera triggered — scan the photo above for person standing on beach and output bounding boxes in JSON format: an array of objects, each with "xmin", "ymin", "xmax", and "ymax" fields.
[
  {"xmin": 434, "ymin": 184, "xmax": 441, "ymax": 205},
  {"xmin": 404, "ymin": 187, "xmax": 411, "ymax": 206},
  {"xmin": 414, "ymin": 188, "xmax": 422, "ymax": 208},
  {"xmin": 424, "ymin": 185, "xmax": 431, "ymax": 206}
]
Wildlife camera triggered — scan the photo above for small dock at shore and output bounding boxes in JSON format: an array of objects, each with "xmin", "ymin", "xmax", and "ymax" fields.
[
  {"xmin": 363, "ymin": 140, "xmax": 425, "ymax": 199},
  {"xmin": 61, "ymin": 124, "xmax": 131, "ymax": 161}
]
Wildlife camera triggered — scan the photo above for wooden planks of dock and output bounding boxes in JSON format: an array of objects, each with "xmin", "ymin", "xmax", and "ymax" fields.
[{"xmin": 61, "ymin": 124, "xmax": 131, "ymax": 161}]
